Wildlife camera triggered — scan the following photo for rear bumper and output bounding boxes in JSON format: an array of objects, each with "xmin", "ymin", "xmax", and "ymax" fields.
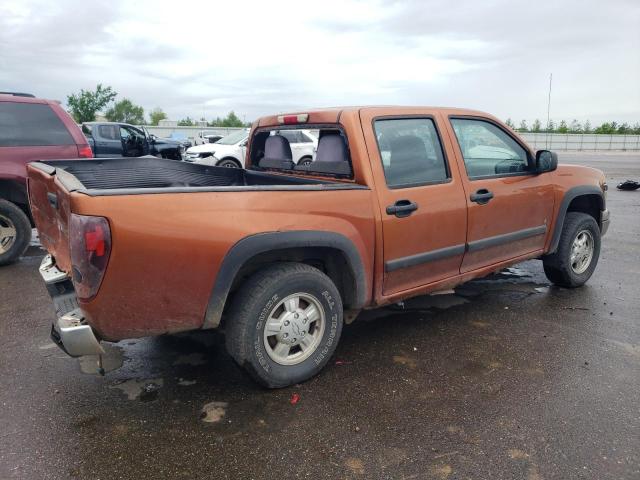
[
  {"xmin": 39, "ymin": 255, "xmax": 104, "ymax": 357},
  {"xmin": 601, "ymin": 209, "xmax": 610, "ymax": 236}
]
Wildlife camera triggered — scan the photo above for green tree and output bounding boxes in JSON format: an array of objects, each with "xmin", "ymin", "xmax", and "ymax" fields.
[
  {"xmin": 556, "ymin": 120, "xmax": 568, "ymax": 133},
  {"xmin": 178, "ymin": 117, "xmax": 194, "ymax": 126},
  {"xmin": 518, "ymin": 120, "xmax": 529, "ymax": 132},
  {"xmin": 66, "ymin": 84, "xmax": 117, "ymax": 123},
  {"xmin": 207, "ymin": 111, "xmax": 245, "ymax": 127},
  {"xmin": 569, "ymin": 119, "xmax": 582, "ymax": 133},
  {"xmin": 105, "ymin": 98, "xmax": 145, "ymax": 124},
  {"xmin": 545, "ymin": 119, "xmax": 556, "ymax": 133},
  {"xmin": 617, "ymin": 122, "xmax": 631, "ymax": 134},
  {"xmin": 532, "ymin": 119, "xmax": 542, "ymax": 133},
  {"xmin": 594, "ymin": 122, "xmax": 618, "ymax": 134},
  {"xmin": 149, "ymin": 108, "xmax": 167, "ymax": 126},
  {"xmin": 632, "ymin": 123, "xmax": 640, "ymax": 135},
  {"xmin": 583, "ymin": 120, "xmax": 592, "ymax": 134},
  {"xmin": 505, "ymin": 118, "xmax": 515, "ymax": 129}
]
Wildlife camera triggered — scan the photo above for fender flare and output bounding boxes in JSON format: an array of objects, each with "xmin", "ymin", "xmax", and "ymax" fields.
[
  {"xmin": 547, "ymin": 185, "xmax": 604, "ymax": 254},
  {"xmin": 202, "ymin": 231, "xmax": 368, "ymax": 329}
]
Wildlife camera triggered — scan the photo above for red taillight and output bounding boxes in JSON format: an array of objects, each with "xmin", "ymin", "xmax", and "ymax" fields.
[
  {"xmin": 69, "ymin": 214, "xmax": 111, "ymax": 300},
  {"xmin": 85, "ymin": 225, "xmax": 106, "ymax": 256},
  {"xmin": 277, "ymin": 114, "xmax": 309, "ymax": 125},
  {"xmin": 77, "ymin": 144, "xmax": 93, "ymax": 158}
]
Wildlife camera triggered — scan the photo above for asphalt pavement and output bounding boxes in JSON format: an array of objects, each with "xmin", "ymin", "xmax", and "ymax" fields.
[{"xmin": 1, "ymin": 153, "xmax": 639, "ymax": 479}]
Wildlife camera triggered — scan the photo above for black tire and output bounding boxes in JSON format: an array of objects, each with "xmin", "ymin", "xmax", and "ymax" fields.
[
  {"xmin": 543, "ymin": 212, "xmax": 601, "ymax": 288},
  {"xmin": 225, "ymin": 262, "xmax": 343, "ymax": 388},
  {"xmin": 217, "ymin": 158, "xmax": 241, "ymax": 168},
  {"xmin": 298, "ymin": 157, "xmax": 312, "ymax": 167},
  {"xmin": 0, "ymin": 199, "xmax": 31, "ymax": 266}
]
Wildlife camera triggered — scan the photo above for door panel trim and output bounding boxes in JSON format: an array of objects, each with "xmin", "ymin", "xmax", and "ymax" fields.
[
  {"xmin": 385, "ymin": 244, "xmax": 466, "ymax": 272},
  {"xmin": 466, "ymin": 225, "xmax": 547, "ymax": 253}
]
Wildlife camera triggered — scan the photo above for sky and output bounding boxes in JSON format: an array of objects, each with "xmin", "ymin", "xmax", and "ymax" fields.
[{"xmin": 1, "ymin": 0, "xmax": 638, "ymax": 125}]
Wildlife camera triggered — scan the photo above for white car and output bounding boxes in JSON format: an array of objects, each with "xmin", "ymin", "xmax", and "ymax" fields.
[
  {"xmin": 183, "ymin": 129, "xmax": 317, "ymax": 168},
  {"xmin": 272, "ymin": 129, "xmax": 317, "ymax": 166},
  {"xmin": 183, "ymin": 129, "xmax": 249, "ymax": 167}
]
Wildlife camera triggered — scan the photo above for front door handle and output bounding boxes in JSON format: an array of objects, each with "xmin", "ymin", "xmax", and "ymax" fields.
[
  {"xmin": 470, "ymin": 189, "xmax": 494, "ymax": 205},
  {"xmin": 386, "ymin": 199, "xmax": 418, "ymax": 218}
]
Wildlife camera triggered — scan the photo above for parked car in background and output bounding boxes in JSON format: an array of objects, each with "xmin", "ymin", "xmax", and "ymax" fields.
[
  {"xmin": 196, "ymin": 131, "xmax": 224, "ymax": 145},
  {"xmin": 183, "ymin": 129, "xmax": 317, "ymax": 167},
  {"xmin": 182, "ymin": 129, "xmax": 249, "ymax": 167},
  {"xmin": 82, "ymin": 122, "xmax": 183, "ymax": 160},
  {"xmin": 28, "ymin": 106, "xmax": 609, "ymax": 388},
  {"xmin": 0, "ymin": 92, "xmax": 92, "ymax": 265},
  {"xmin": 167, "ymin": 131, "xmax": 192, "ymax": 150}
]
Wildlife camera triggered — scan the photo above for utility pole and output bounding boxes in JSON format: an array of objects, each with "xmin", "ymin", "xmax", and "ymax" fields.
[{"xmin": 546, "ymin": 73, "xmax": 553, "ymax": 149}]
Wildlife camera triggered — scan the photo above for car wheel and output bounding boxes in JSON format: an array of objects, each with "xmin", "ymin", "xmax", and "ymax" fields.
[
  {"xmin": 217, "ymin": 159, "xmax": 241, "ymax": 168},
  {"xmin": 542, "ymin": 212, "xmax": 601, "ymax": 288},
  {"xmin": 0, "ymin": 200, "xmax": 31, "ymax": 266},
  {"xmin": 298, "ymin": 157, "xmax": 312, "ymax": 167},
  {"xmin": 225, "ymin": 262, "xmax": 344, "ymax": 388}
]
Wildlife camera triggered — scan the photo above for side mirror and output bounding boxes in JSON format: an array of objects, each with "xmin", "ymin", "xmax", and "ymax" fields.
[{"xmin": 535, "ymin": 150, "xmax": 558, "ymax": 173}]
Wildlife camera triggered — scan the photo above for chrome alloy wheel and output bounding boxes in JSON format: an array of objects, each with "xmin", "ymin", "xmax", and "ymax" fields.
[
  {"xmin": 570, "ymin": 229, "xmax": 594, "ymax": 274},
  {"xmin": 263, "ymin": 293, "xmax": 326, "ymax": 366},
  {"xmin": 0, "ymin": 214, "xmax": 17, "ymax": 254}
]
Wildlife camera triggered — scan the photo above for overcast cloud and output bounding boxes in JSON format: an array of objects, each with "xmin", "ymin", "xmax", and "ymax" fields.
[{"xmin": 1, "ymin": 0, "xmax": 638, "ymax": 124}]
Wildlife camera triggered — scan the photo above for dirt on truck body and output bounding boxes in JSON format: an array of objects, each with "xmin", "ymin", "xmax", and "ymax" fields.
[{"xmin": 27, "ymin": 106, "xmax": 609, "ymax": 387}]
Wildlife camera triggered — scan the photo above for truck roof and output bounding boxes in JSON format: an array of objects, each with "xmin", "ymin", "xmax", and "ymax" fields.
[{"xmin": 256, "ymin": 106, "xmax": 496, "ymax": 127}]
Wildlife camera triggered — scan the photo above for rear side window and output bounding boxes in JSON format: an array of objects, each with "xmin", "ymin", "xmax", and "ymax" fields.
[
  {"xmin": 0, "ymin": 102, "xmax": 74, "ymax": 146},
  {"xmin": 374, "ymin": 118, "xmax": 449, "ymax": 188}
]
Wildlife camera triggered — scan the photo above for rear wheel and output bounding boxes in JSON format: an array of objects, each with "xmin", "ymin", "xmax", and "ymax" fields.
[
  {"xmin": 225, "ymin": 262, "xmax": 343, "ymax": 388},
  {"xmin": 543, "ymin": 212, "xmax": 600, "ymax": 287},
  {"xmin": 298, "ymin": 157, "xmax": 313, "ymax": 167},
  {"xmin": 0, "ymin": 200, "xmax": 31, "ymax": 266}
]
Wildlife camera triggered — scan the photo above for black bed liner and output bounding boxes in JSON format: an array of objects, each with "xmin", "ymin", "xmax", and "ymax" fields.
[{"xmin": 30, "ymin": 157, "xmax": 366, "ymax": 196}]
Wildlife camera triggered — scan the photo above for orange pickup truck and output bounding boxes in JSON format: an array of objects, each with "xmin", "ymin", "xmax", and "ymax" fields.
[{"xmin": 27, "ymin": 106, "xmax": 609, "ymax": 387}]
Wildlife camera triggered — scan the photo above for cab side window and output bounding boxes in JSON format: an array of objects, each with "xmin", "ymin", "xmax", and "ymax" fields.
[
  {"xmin": 374, "ymin": 118, "xmax": 449, "ymax": 188},
  {"xmin": 450, "ymin": 118, "xmax": 529, "ymax": 178}
]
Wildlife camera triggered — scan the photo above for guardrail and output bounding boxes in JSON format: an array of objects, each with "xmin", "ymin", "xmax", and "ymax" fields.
[{"xmin": 519, "ymin": 133, "xmax": 640, "ymax": 151}]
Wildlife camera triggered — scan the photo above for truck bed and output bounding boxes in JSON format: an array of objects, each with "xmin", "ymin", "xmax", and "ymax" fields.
[{"xmin": 29, "ymin": 157, "xmax": 355, "ymax": 196}]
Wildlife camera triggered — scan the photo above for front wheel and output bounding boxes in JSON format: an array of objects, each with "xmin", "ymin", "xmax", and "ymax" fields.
[
  {"xmin": 225, "ymin": 263, "xmax": 343, "ymax": 388},
  {"xmin": 0, "ymin": 199, "xmax": 31, "ymax": 266},
  {"xmin": 217, "ymin": 158, "xmax": 241, "ymax": 168},
  {"xmin": 543, "ymin": 212, "xmax": 601, "ymax": 288}
]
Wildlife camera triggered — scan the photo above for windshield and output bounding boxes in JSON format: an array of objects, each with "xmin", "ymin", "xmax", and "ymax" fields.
[{"xmin": 216, "ymin": 130, "xmax": 248, "ymax": 145}]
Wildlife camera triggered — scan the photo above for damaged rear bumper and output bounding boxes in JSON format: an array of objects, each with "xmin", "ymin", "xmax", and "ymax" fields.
[{"xmin": 40, "ymin": 255, "xmax": 104, "ymax": 357}]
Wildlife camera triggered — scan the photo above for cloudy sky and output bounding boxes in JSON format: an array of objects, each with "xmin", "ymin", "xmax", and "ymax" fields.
[{"xmin": 1, "ymin": 0, "xmax": 638, "ymax": 125}]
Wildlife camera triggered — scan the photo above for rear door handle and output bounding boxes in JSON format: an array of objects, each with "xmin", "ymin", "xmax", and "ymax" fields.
[
  {"xmin": 386, "ymin": 200, "xmax": 418, "ymax": 218},
  {"xmin": 470, "ymin": 189, "xmax": 494, "ymax": 205}
]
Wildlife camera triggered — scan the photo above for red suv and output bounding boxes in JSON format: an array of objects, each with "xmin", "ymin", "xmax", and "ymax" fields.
[{"xmin": 0, "ymin": 92, "xmax": 92, "ymax": 265}]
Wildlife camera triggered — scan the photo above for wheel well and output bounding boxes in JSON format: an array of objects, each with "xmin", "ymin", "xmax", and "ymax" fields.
[
  {"xmin": 0, "ymin": 180, "xmax": 32, "ymax": 224},
  {"xmin": 221, "ymin": 247, "xmax": 358, "ymax": 325},
  {"xmin": 218, "ymin": 157, "xmax": 241, "ymax": 167},
  {"xmin": 566, "ymin": 194, "xmax": 602, "ymax": 226}
]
